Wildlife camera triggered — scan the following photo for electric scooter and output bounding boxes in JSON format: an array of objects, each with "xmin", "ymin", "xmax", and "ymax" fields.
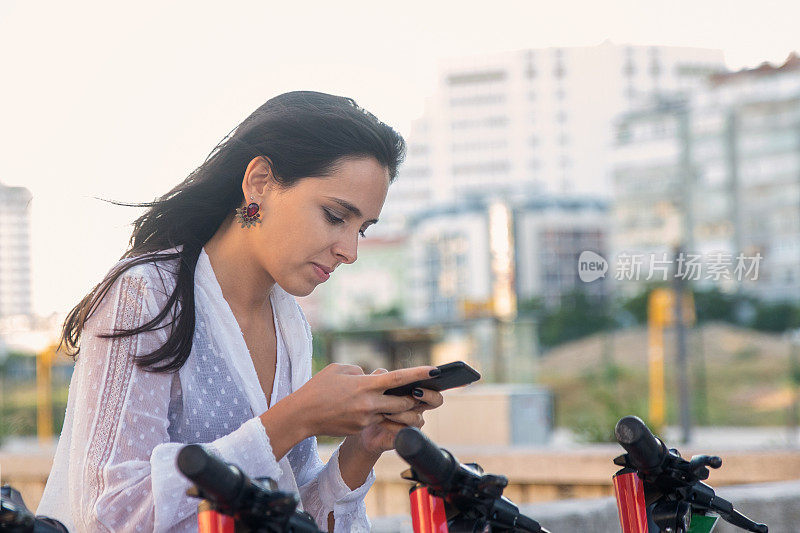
[
  {"xmin": 612, "ymin": 416, "xmax": 768, "ymax": 533},
  {"xmin": 394, "ymin": 427, "xmax": 550, "ymax": 533},
  {"xmin": 176, "ymin": 444, "xmax": 322, "ymax": 533},
  {"xmin": 1, "ymin": 445, "xmax": 322, "ymax": 533}
]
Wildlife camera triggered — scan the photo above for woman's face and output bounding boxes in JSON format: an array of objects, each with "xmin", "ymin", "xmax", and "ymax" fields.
[{"xmin": 251, "ymin": 156, "xmax": 390, "ymax": 297}]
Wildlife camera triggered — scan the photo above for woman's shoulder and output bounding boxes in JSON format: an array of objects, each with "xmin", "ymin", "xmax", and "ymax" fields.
[
  {"xmin": 106, "ymin": 247, "xmax": 182, "ymax": 297},
  {"xmin": 82, "ymin": 249, "xmax": 183, "ymax": 333}
]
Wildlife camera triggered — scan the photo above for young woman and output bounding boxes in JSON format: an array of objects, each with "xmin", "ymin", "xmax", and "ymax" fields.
[{"xmin": 36, "ymin": 91, "xmax": 444, "ymax": 532}]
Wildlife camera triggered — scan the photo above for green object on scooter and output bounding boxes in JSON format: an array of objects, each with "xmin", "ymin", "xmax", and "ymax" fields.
[{"xmin": 688, "ymin": 514, "xmax": 719, "ymax": 532}]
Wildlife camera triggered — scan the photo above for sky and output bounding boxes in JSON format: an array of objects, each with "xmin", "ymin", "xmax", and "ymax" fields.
[{"xmin": 1, "ymin": 0, "xmax": 799, "ymax": 316}]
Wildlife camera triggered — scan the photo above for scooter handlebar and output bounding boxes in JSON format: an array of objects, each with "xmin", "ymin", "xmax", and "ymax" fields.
[
  {"xmin": 177, "ymin": 444, "xmax": 245, "ymax": 508},
  {"xmin": 395, "ymin": 427, "xmax": 457, "ymax": 489},
  {"xmin": 615, "ymin": 415, "xmax": 667, "ymax": 474}
]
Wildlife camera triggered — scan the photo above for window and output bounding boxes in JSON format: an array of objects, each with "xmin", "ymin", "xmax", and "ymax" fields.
[
  {"xmin": 451, "ymin": 116, "xmax": 509, "ymax": 130},
  {"xmin": 447, "ymin": 70, "xmax": 507, "ymax": 86},
  {"xmin": 526, "ymin": 50, "xmax": 536, "ymax": 79},
  {"xmin": 617, "ymin": 124, "xmax": 632, "ymax": 144},
  {"xmin": 650, "ymin": 60, "xmax": 662, "ymax": 77},
  {"xmin": 452, "ymin": 160, "xmax": 510, "ymax": 176},
  {"xmin": 451, "ymin": 139, "xmax": 508, "ymax": 152},
  {"xmin": 408, "ymin": 144, "xmax": 430, "ymax": 156},
  {"xmin": 449, "ymin": 94, "xmax": 506, "ymax": 107},
  {"xmin": 554, "ymin": 48, "xmax": 566, "ymax": 78},
  {"xmin": 401, "ymin": 166, "xmax": 432, "ymax": 178}
]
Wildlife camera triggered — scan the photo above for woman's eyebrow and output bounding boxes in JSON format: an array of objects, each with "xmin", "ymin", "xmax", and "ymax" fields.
[{"xmin": 324, "ymin": 196, "xmax": 378, "ymax": 224}]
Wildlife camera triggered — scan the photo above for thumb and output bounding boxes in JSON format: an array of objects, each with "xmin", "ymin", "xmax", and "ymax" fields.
[
  {"xmin": 371, "ymin": 367, "xmax": 389, "ymax": 375},
  {"xmin": 332, "ymin": 363, "xmax": 365, "ymax": 376}
]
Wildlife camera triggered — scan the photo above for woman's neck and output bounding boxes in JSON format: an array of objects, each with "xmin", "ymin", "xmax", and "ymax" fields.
[{"xmin": 203, "ymin": 216, "xmax": 275, "ymax": 315}]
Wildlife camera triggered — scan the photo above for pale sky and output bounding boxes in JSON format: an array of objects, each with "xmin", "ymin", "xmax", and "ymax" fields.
[{"xmin": 1, "ymin": 0, "xmax": 798, "ymax": 315}]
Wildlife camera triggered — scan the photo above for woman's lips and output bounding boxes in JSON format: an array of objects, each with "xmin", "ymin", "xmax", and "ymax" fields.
[{"xmin": 312, "ymin": 263, "xmax": 330, "ymax": 281}]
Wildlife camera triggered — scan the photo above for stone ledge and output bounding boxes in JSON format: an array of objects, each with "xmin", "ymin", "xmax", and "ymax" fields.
[{"xmin": 370, "ymin": 480, "xmax": 800, "ymax": 533}]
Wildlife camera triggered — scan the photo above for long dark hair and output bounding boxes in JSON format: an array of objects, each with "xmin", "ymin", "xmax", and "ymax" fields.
[{"xmin": 61, "ymin": 91, "xmax": 406, "ymax": 372}]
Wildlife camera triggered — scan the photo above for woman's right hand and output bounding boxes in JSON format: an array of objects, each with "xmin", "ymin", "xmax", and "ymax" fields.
[
  {"xmin": 259, "ymin": 363, "xmax": 438, "ymax": 460},
  {"xmin": 292, "ymin": 363, "xmax": 439, "ymax": 436}
]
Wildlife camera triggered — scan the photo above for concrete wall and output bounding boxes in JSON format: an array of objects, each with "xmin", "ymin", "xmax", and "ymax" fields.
[
  {"xmin": 4, "ymin": 445, "xmax": 799, "ymax": 527},
  {"xmin": 371, "ymin": 480, "xmax": 800, "ymax": 533},
  {"xmin": 421, "ymin": 385, "xmax": 553, "ymax": 447}
]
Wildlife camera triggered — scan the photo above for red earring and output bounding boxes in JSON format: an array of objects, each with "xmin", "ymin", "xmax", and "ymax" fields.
[{"xmin": 235, "ymin": 196, "xmax": 262, "ymax": 228}]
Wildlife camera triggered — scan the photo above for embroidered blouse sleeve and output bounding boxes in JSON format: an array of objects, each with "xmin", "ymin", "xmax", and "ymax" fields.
[
  {"xmin": 287, "ymin": 303, "xmax": 375, "ymax": 533},
  {"xmin": 65, "ymin": 267, "xmax": 283, "ymax": 532},
  {"xmin": 290, "ymin": 437, "xmax": 375, "ymax": 532}
]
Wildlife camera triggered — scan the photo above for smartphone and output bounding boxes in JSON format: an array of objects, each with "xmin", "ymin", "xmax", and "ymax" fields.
[{"xmin": 383, "ymin": 361, "xmax": 481, "ymax": 396}]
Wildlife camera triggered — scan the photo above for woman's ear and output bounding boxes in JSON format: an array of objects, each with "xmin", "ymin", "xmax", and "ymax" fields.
[{"xmin": 242, "ymin": 156, "xmax": 275, "ymax": 199}]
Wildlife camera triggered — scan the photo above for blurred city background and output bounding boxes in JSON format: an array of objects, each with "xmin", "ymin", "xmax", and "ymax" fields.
[{"xmin": 2, "ymin": 0, "xmax": 800, "ymax": 529}]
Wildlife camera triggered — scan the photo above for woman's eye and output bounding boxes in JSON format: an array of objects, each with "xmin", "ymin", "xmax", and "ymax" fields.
[
  {"xmin": 324, "ymin": 208, "xmax": 367, "ymax": 238},
  {"xmin": 323, "ymin": 209, "xmax": 344, "ymax": 224}
]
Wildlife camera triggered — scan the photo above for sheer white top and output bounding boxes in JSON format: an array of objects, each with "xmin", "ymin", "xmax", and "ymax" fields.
[{"xmin": 37, "ymin": 248, "xmax": 374, "ymax": 532}]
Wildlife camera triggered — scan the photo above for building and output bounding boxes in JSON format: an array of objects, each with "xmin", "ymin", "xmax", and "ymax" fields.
[
  {"xmin": 612, "ymin": 53, "xmax": 800, "ymax": 300},
  {"xmin": 297, "ymin": 236, "xmax": 409, "ymax": 330},
  {"xmin": 0, "ymin": 183, "xmax": 32, "ymax": 317},
  {"xmin": 406, "ymin": 196, "xmax": 608, "ymax": 325},
  {"xmin": 515, "ymin": 197, "xmax": 608, "ymax": 307},
  {"xmin": 381, "ymin": 42, "xmax": 725, "ymax": 232}
]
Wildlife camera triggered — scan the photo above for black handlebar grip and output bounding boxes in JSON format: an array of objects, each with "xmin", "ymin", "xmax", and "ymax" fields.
[
  {"xmin": 395, "ymin": 427, "xmax": 456, "ymax": 488},
  {"xmin": 33, "ymin": 518, "xmax": 71, "ymax": 533},
  {"xmin": 615, "ymin": 416, "xmax": 667, "ymax": 473},
  {"xmin": 1, "ymin": 491, "xmax": 69, "ymax": 532},
  {"xmin": 177, "ymin": 444, "xmax": 244, "ymax": 505}
]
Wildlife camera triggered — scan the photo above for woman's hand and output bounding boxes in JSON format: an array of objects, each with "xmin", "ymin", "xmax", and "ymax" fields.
[
  {"xmin": 353, "ymin": 368, "xmax": 445, "ymax": 455},
  {"xmin": 336, "ymin": 368, "xmax": 445, "ymax": 491},
  {"xmin": 261, "ymin": 363, "xmax": 440, "ymax": 458}
]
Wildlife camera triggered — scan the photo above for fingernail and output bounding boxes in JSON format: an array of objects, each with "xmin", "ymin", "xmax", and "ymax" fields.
[
  {"xmin": 429, "ymin": 368, "xmax": 441, "ymax": 377},
  {"xmin": 413, "ymin": 388, "xmax": 424, "ymax": 397}
]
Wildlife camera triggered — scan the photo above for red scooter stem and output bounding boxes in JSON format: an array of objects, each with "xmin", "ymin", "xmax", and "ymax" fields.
[
  {"xmin": 409, "ymin": 484, "xmax": 449, "ymax": 533},
  {"xmin": 197, "ymin": 500, "xmax": 235, "ymax": 533},
  {"xmin": 613, "ymin": 470, "xmax": 649, "ymax": 533}
]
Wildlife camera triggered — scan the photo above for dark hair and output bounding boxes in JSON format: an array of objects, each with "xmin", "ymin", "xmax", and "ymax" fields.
[{"xmin": 61, "ymin": 91, "xmax": 406, "ymax": 372}]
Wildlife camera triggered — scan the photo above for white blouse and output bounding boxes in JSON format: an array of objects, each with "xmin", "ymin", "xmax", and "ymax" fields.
[{"xmin": 37, "ymin": 248, "xmax": 374, "ymax": 532}]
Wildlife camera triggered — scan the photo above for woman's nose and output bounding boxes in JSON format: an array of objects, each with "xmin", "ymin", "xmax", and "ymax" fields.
[{"xmin": 333, "ymin": 234, "xmax": 358, "ymax": 264}]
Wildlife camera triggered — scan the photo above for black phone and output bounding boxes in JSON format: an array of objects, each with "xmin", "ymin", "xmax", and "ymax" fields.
[{"xmin": 383, "ymin": 361, "xmax": 481, "ymax": 396}]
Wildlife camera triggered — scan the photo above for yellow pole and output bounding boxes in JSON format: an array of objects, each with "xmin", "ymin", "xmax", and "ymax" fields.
[
  {"xmin": 648, "ymin": 319, "xmax": 665, "ymax": 429},
  {"xmin": 37, "ymin": 344, "xmax": 55, "ymax": 445},
  {"xmin": 648, "ymin": 289, "xmax": 672, "ymax": 430}
]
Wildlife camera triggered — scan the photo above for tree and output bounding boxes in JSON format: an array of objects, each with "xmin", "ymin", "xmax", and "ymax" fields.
[{"xmin": 537, "ymin": 290, "xmax": 612, "ymax": 348}]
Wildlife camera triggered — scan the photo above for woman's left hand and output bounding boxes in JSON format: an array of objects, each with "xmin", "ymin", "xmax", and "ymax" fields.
[{"xmin": 355, "ymin": 368, "xmax": 445, "ymax": 455}]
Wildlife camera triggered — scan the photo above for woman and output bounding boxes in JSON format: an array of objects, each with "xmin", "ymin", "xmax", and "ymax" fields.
[{"xmin": 37, "ymin": 91, "xmax": 444, "ymax": 532}]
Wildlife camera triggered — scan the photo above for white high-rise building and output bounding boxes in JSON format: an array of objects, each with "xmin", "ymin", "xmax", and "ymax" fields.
[
  {"xmin": 612, "ymin": 53, "xmax": 800, "ymax": 300},
  {"xmin": 383, "ymin": 42, "xmax": 725, "ymax": 230},
  {"xmin": 406, "ymin": 196, "xmax": 608, "ymax": 324},
  {"xmin": 0, "ymin": 183, "xmax": 32, "ymax": 317}
]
